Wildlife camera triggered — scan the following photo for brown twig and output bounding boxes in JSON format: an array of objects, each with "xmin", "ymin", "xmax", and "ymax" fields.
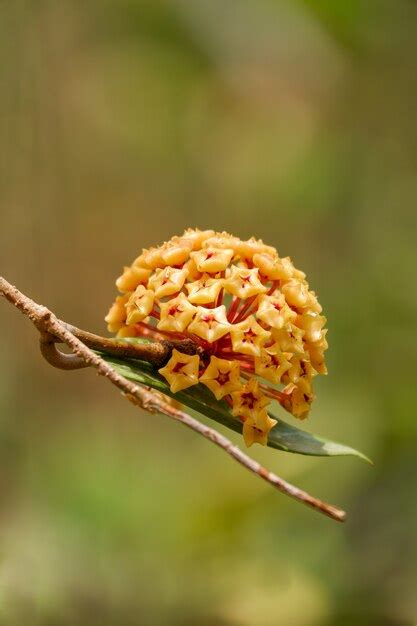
[
  {"xmin": 0, "ymin": 276, "xmax": 346, "ymax": 522},
  {"xmin": 57, "ymin": 323, "xmax": 202, "ymax": 368}
]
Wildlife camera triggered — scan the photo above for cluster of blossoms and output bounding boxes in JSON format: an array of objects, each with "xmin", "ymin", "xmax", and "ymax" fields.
[{"xmin": 106, "ymin": 229, "xmax": 328, "ymax": 447}]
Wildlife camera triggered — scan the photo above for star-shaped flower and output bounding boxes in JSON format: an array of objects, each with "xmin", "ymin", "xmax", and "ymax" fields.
[
  {"xmin": 147, "ymin": 266, "xmax": 188, "ymax": 299},
  {"xmin": 281, "ymin": 280, "xmax": 311, "ymax": 308},
  {"xmin": 281, "ymin": 379, "xmax": 315, "ymax": 419},
  {"xmin": 231, "ymin": 379, "xmax": 270, "ymax": 419},
  {"xmin": 105, "ymin": 293, "xmax": 130, "ymax": 332},
  {"xmin": 187, "ymin": 305, "xmax": 231, "ymax": 343},
  {"xmin": 230, "ymin": 316, "xmax": 271, "ymax": 357},
  {"xmin": 254, "ymin": 346, "xmax": 292, "ymax": 385},
  {"xmin": 223, "ymin": 266, "xmax": 267, "ymax": 300},
  {"xmin": 157, "ymin": 293, "xmax": 197, "ymax": 333},
  {"xmin": 116, "ymin": 266, "xmax": 151, "ymax": 293},
  {"xmin": 307, "ymin": 336, "xmax": 328, "ymax": 375},
  {"xmin": 295, "ymin": 312, "xmax": 327, "ymax": 343},
  {"xmin": 199, "ymin": 356, "xmax": 241, "ymax": 400},
  {"xmin": 185, "ymin": 273, "xmax": 224, "ymax": 305},
  {"xmin": 190, "ymin": 247, "xmax": 234, "ymax": 273},
  {"xmin": 236, "ymin": 237, "xmax": 276, "ymax": 260},
  {"xmin": 282, "ymin": 355, "xmax": 317, "ymax": 385},
  {"xmin": 242, "ymin": 410, "xmax": 277, "ymax": 447},
  {"xmin": 158, "ymin": 349, "xmax": 200, "ymax": 393},
  {"xmin": 125, "ymin": 286, "xmax": 155, "ymax": 325},
  {"xmin": 271, "ymin": 325, "xmax": 305, "ymax": 355},
  {"xmin": 181, "ymin": 228, "xmax": 215, "ymax": 250},
  {"xmin": 256, "ymin": 293, "xmax": 296, "ymax": 329},
  {"xmin": 142, "ymin": 246, "xmax": 164, "ymax": 269},
  {"xmin": 160, "ymin": 238, "xmax": 192, "ymax": 266},
  {"xmin": 306, "ymin": 290, "xmax": 323, "ymax": 314},
  {"xmin": 253, "ymin": 253, "xmax": 295, "ymax": 281}
]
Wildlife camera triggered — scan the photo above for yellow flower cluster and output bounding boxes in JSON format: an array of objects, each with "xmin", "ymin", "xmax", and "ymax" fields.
[{"xmin": 106, "ymin": 229, "xmax": 328, "ymax": 447}]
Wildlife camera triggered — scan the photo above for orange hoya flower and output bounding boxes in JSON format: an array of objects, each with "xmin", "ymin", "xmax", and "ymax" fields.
[
  {"xmin": 223, "ymin": 266, "xmax": 267, "ymax": 299},
  {"xmin": 106, "ymin": 229, "xmax": 328, "ymax": 446},
  {"xmin": 190, "ymin": 247, "xmax": 234, "ymax": 273},
  {"xmin": 254, "ymin": 346, "xmax": 292, "ymax": 385},
  {"xmin": 230, "ymin": 316, "xmax": 271, "ymax": 357},
  {"xmin": 199, "ymin": 356, "xmax": 241, "ymax": 400},
  {"xmin": 242, "ymin": 410, "xmax": 278, "ymax": 447},
  {"xmin": 157, "ymin": 293, "xmax": 197, "ymax": 333},
  {"xmin": 158, "ymin": 349, "xmax": 200, "ymax": 394},
  {"xmin": 105, "ymin": 293, "xmax": 130, "ymax": 333},
  {"xmin": 187, "ymin": 305, "xmax": 231, "ymax": 343},
  {"xmin": 185, "ymin": 274, "xmax": 224, "ymax": 305},
  {"xmin": 116, "ymin": 266, "xmax": 151, "ymax": 293},
  {"xmin": 125, "ymin": 286, "xmax": 155, "ymax": 325},
  {"xmin": 230, "ymin": 379, "xmax": 270, "ymax": 419},
  {"xmin": 256, "ymin": 293, "xmax": 296, "ymax": 330}
]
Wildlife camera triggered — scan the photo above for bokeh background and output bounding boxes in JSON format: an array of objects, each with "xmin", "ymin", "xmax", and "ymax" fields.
[{"xmin": 1, "ymin": 1, "xmax": 416, "ymax": 624}]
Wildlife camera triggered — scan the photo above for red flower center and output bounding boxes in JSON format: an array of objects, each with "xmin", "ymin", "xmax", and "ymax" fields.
[
  {"xmin": 217, "ymin": 372, "xmax": 230, "ymax": 385},
  {"xmin": 241, "ymin": 391, "xmax": 257, "ymax": 409},
  {"xmin": 202, "ymin": 314, "xmax": 215, "ymax": 326},
  {"xmin": 243, "ymin": 329, "xmax": 256, "ymax": 343}
]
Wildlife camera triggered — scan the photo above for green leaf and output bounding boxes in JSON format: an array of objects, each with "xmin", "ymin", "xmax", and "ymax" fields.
[{"xmin": 98, "ymin": 349, "xmax": 370, "ymax": 463}]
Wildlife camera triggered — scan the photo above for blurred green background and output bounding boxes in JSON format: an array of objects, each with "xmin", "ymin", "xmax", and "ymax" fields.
[{"xmin": 0, "ymin": 1, "xmax": 416, "ymax": 624}]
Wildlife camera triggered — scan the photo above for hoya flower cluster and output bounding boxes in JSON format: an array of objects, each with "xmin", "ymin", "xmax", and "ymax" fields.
[{"xmin": 106, "ymin": 229, "xmax": 328, "ymax": 447}]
